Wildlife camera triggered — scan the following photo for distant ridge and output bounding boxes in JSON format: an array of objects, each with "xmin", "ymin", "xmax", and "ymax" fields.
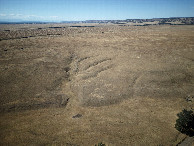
[
  {"xmin": 0, "ymin": 21, "xmax": 57, "ymax": 24},
  {"xmin": 84, "ymin": 17, "xmax": 194, "ymax": 25},
  {"xmin": 0, "ymin": 17, "xmax": 194, "ymax": 25}
]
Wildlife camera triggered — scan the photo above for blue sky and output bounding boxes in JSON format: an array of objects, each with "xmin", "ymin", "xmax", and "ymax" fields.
[{"xmin": 0, "ymin": 0, "xmax": 194, "ymax": 21}]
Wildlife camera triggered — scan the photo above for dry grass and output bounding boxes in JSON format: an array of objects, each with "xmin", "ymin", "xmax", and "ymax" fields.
[{"xmin": 0, "ymin": 24, "xmax": 194, "ymax": 145}]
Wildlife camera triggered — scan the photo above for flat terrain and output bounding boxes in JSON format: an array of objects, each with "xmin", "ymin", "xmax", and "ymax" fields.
[{"xmin": 0, "ymin": 24, "xmax": 194, "ymax": 145}]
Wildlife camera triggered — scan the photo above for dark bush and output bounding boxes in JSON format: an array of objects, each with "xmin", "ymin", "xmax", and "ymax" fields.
[
  {"xmin": 95, "ymin": 142, "xmax": 106, "ymax": 146},
  {"xmin": 175, "ymin": 109, "xmax": 194, "ymax": 136}
]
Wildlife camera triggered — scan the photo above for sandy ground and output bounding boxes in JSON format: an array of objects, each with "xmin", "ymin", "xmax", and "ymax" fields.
[{"xmin": 0, "ymin": 24, "xmax": 194, "ymax": 145}]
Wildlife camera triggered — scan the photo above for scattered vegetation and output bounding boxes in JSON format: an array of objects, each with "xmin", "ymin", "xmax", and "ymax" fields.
[
  {"xmin": 175, "ymin": 109, "xmax": 194, "ymax": 136},
  {"xmin": 95, "ymin": 142, "xmax": 106, "ymax": 146}
]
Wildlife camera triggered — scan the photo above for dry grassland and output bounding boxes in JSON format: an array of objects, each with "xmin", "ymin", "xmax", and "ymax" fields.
[{"xmin": 0, "ymin": 24, "xmax": 194, "ymax": 145}]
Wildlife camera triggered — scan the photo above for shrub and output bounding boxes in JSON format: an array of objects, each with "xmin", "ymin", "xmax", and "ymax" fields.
[
  {"xmin": 175, "ymin": 109, "xmax": 194, "ymax": 136},
  {"xmin": 95, "ymin": 142, "xmax": 106, "ymax": 146}
]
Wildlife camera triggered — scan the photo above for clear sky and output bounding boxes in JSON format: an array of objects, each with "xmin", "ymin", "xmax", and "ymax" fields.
[{"xmin": 0, "ymin": 0, "xmax": 194, "ymax": 21}]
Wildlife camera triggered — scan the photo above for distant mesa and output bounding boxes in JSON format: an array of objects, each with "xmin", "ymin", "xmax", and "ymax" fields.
[{"xmin": 0, "ymin": 17, "xmax": 193, "ymax": 25}]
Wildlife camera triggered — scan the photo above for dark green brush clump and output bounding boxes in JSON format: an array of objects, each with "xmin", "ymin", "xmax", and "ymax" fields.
[
  {"xmin": 175, "ymin": 109, "xmax": 194, "ymax": 136},
  {"xmin": 95, "ymin": 142, "xmax": 106, "ymax": 146}
]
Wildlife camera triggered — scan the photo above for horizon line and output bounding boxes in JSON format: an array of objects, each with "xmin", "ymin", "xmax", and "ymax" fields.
[{"xmin": 0, "ymin": 16, "xmax": 194, "ymax": 23}]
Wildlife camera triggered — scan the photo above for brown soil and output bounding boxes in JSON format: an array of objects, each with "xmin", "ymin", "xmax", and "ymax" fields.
[{"xmin": 0, "ymin": 24, "xmax": 194, "ymax": 145}]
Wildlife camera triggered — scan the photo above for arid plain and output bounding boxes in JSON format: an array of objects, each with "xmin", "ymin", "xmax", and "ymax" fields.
[{"xmin": 0, "ymin": 24, "xmax": 194, "ymax": 145}]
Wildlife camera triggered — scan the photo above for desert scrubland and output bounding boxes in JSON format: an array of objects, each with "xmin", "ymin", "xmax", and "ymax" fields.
[{"xmin": 0, "ymin": 24, "xmax": 194, "ymax": 145}]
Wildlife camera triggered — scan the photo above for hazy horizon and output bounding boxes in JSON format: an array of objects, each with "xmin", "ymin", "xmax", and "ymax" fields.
[{"xmin": 0, "ymin": 0, "xmax": 194, "ymax": 22}]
